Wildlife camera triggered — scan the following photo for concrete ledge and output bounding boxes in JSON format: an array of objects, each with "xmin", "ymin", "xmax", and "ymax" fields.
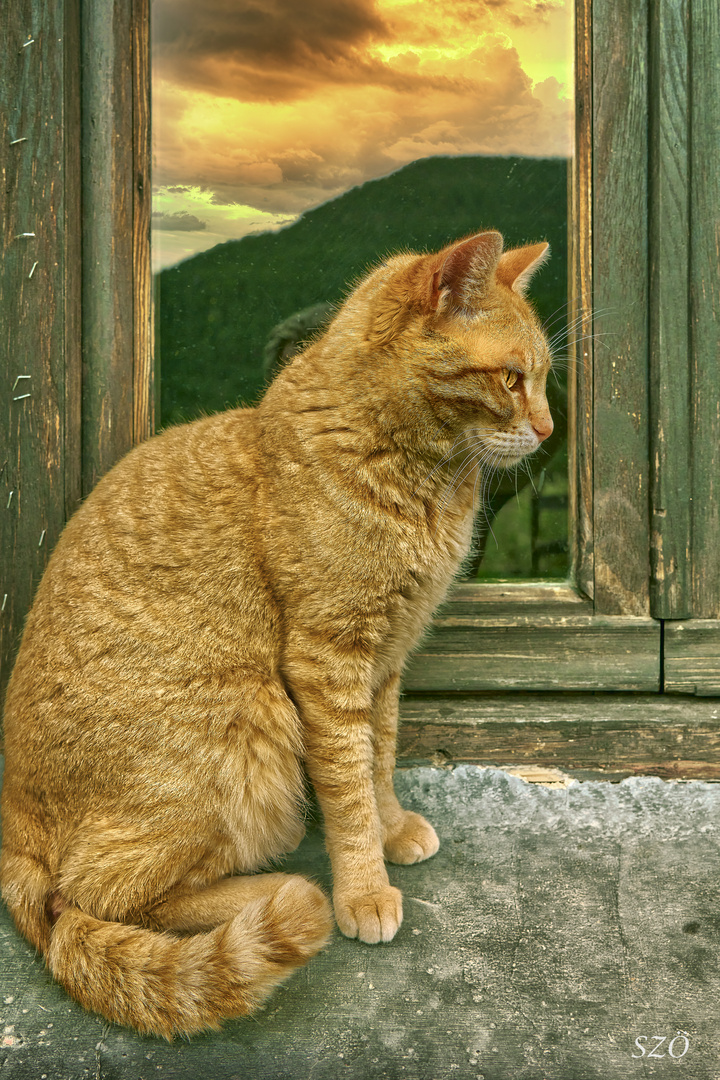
[{"xmin": 2, "ymin": 763, "xmax": 720, "ymax": 1078}]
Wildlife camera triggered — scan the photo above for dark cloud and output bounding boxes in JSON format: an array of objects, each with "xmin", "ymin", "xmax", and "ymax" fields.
[
  {"xmin": 152, "ymin": 210, "xmax": 208, "ymax": 231},
  {"xmin": 152, "ymin": 0, "xmax": 479, "ymax": 101},
  {"xmin": 153, "ymin": 0, "xmax": 388, "ymax": 59},
  {"xmin": 153, "ymin": 0, "xmax": 392, "ymax": 99}
]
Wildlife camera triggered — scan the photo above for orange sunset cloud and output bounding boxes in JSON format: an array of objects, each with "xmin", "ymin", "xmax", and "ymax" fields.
[{"xmin": 152, "ymin": 0, "xmax": 573, "ymax": 268}]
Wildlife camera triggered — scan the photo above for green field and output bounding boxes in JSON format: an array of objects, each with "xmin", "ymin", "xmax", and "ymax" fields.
[{"xmin": 155, "ymin": 154, "xmax": 570, "ymax": 579}]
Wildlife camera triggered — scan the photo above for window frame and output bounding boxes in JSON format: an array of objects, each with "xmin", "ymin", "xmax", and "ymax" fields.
[{"xmin": 407, "ymin": 0, "xmax": 720, "ymax": 696}]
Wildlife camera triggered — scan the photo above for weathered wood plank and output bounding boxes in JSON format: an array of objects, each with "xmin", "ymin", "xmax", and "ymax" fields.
[
  {"xmin": 568, "ymin": 0, "xmax": 594, "ymax": 602},
  {"xmin": 132, "ymin": 0, "xmax": 154, "ymax": 445},
  {"xmin": 81, "ymin": 0, "xmax": 135, "ymax": 495},
  {"xmin": 64, "ymin": 0, "xmax": 83, "ymax": 523},
  {"xmin": 398, "ymin": 692, "xmax": 720, "ymax": 780},
  {"xmin": 399, "ymin": 690, "xmax": 719, "ymax": 728},
  {"xmin": 442, "ymin": 582, "xmax": 592, "ymax": 618},
  {"xmin": 648, "ymin": 0, "xmax": 691, "ymax": 618},
  {"xmin": 591, "ymin": 0, "xmax": 651, "ymax": 615},
  {"xmin": 664, "ymin": 621, "xmax": 720, "ymax": 695},
  {"xmin": 689, "ymin": 0, "xmax": 720, "ymax": 618},
  {"xmin": 403, "ymin": 615, "xmax": 660, "ymax": 692},
  {"xmin": 0, "ymin": 2, "xmax": 75, "ymax": 707},
  {"xmin": 1, "ymin": 0, "xmax": 152, "ymax": 712}
]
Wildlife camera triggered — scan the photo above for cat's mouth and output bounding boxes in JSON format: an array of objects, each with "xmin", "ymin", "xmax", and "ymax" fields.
[
  {"xmin": 493, "ymin": 450, "xmax": 534, "ymax": 469},
  {"xmin": 480, "ymin": 435, "xmax": 542, "ymax": 469}
]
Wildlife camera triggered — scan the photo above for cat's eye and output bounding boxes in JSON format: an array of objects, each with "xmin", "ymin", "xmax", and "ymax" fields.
[{"xmin": 505, "ymin": 369, "xmax": 520, "ymax": 390}]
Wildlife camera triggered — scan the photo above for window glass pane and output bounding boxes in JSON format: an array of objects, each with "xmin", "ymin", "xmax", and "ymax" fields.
[{"xmin": 152, "ymin": 0, "xmax": 573, "ymax": 580}]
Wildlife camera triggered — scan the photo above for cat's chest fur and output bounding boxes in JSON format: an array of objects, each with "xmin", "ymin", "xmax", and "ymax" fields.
[{"xmin": 253, "ymin": 406, "xmax": 475, "ymax": 687}]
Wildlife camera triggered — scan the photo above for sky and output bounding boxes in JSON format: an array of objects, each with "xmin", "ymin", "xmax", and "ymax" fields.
[{"xmin": 151, "ymin": 0, "xmax": 573, "ymax": 271}]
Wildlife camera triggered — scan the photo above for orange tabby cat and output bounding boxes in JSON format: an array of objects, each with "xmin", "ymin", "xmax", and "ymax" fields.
[{"xmin": 1, "ymin": 230, "xmax": 553, "ymax": 1038}]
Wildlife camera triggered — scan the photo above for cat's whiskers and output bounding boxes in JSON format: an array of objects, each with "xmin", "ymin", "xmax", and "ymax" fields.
[
  {"xmin": 545, "ymin": 300, "xmax": 611, "ymax": 336},
  {"xmin": 476, "ymin": 462, "xmax": 504, "ymax": 550},
  {"xmin": 432, "ymin": 439, "xmax": 506, "ymax": 542},
  {"xmin": 522, "ymin": 458, "xmax": 539, "ymax": 496},
  {"xmin": 432, "ymin": 445, "xmax": 486, "ymax": 538},
  {"xmin": 546, "ymin": 311, "xmax": 587, "ymax": 343},
  {"xmin": 410, "ymin": 429, "xmax": 491, "ymax": 498},
  {"xmin": 434, "ymin": 437, "xmax": 488, "ymax": 510},
  {"xmin": 433, "ymin": 463, "xmax": 482, "ymax": 542},
  {"xmin": 470, "ymin": 446, "xmax": 509, "ymax": 553},
  {"xmin": 547, "ymin": 316, "xmax": 619, "ymax": 361},
  {"xmin": 550, "ymin": 331, "xmax": 617, "ymax": 356},
  {"xmin": 475, "ymin": 453, "xmax": 501, "ymax": 520},
  {"xmin": 545, "ymin": 302, "xmax": 622, "ymax": 375}
]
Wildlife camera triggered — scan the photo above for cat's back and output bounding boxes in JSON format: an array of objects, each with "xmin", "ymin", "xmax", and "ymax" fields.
[
  {"xmin": 19, "ymin": 405, "xmax": 262, "ymax": 620},
  {"xmin": 2, "ymin": 406, "xmax": 274, "ymax": 773}
]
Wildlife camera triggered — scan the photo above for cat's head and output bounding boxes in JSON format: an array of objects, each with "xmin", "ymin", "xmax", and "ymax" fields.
[{"xmin": 364, "ymin": 231, "xmax": 554, "ymax": 469}]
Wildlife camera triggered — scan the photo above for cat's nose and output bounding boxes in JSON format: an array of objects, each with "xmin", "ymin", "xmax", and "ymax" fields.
[{"xmin": 532, "ymin": 415, "xmax": 553, "ymax": 442}]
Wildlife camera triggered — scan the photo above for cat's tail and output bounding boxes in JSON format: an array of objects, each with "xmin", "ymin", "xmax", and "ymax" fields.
[{"xmin": 43, "ymin": 876, "xmax": 332, "ymax": 1039}]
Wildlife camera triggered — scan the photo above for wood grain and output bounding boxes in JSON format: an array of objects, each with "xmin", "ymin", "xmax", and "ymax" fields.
[
  {"xmin": 689, "ymin": 0, "xmax": 720, "ymax": 619},
  {"xmin": 133, "ymin": 0, "xmax": 154, "ymax": 445},
  {"xmin": 648, "ymin": 0, "xmax": 691, "ymax": 618},
  {"xmin": 403, "ymin": 610, "xmax": 660, "ymax": 693},
  {"xmin": 569, "ymin": 0, "xmax": 594, "ymax": 603},
  {"xmin": 80, "ymin": 0, "xmax": 135, "ymax": 496},
  {"xmin": 591, "ymin": 0, "xmax": 651, "ymax": 616},
  {"xmin": 1, "ymin": 1, "xmax": 152, "ymax": 714},
  {"xmin": 664, "ymin": 621, "xmax": 720, "ymax": 695},
  {"xmin": 440, "ymin": 582, "xmax": 592, "ymax": 618},
  {"xmin": 398, "ymin": 692, "xmax": 720, "ymax": 780},
  {"xmin": 64, "ymin": 0, "xmax": 82, "ymax": 523},
  {"xmin": 0, "ymin": 1, "xmax": 76, "ymax": 708}
]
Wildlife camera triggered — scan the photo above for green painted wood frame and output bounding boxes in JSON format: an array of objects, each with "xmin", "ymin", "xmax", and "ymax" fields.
[{"xmin": 1, "ymin": 0, "xmax": 718, "ymax": 710}]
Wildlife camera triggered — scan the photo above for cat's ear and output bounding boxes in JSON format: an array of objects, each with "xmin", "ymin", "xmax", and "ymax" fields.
[
  {"xmin": 496, "ymin": 242, "xmax": 550, "ymax": 296},
  {"xmin": 430, "ymin": 231, "xmax": 504, "ymax": 311}
]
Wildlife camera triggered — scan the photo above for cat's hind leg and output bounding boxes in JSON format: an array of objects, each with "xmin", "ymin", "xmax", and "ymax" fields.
[{"xmin": 144, "ymin": 871, "xmax": 328, "ymax": 936}]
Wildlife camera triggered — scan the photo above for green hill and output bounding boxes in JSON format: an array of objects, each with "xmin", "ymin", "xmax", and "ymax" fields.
[{"xmin": 156, "ymin": 155, "xmax": 568, "ymax": 427}]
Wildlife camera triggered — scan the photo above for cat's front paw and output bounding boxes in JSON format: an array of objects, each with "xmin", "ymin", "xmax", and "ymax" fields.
[
  {"xmin": 383, "ymin": 811, "xmax": 439, "ymax": 865},
  {"xmin": 334, "ymin": 885, "xmax": 403, "ymax": 944}
]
